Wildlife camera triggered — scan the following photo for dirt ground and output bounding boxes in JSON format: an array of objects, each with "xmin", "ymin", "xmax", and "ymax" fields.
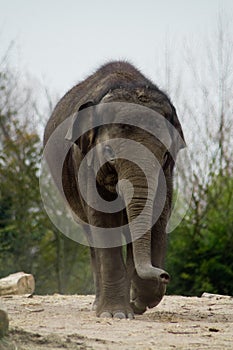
[{"xmin": 1, "ymin": 293, "xmax": 233, "ymax": 350}]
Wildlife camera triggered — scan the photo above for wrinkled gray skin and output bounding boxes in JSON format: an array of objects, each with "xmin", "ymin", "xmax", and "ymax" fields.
[{"xmin": 44, "ymin": 61, "xmax": 185, "ymax": 319}]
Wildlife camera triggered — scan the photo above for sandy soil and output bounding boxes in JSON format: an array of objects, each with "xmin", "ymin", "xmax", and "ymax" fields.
[{"xmin": 1, "ymin": 293, "xmax": 232, "ymax": 350}]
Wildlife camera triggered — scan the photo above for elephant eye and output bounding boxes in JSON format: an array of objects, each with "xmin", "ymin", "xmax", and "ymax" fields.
[
  {"xmin": 103, "ymin": 145, "xmax": 115, "ymax": 162},
  {"xmin": 164, "ymin": 152, "xmax": 169, "ymax": 162},
  {"xmin": 163, "ymin": 151, "xmax": 169, "ymax": 167}
]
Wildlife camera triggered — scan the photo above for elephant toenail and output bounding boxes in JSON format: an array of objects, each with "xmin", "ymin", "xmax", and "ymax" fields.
[{"xmin": 113, "ymin": 312, "xmax": 126, "ymax": 319}]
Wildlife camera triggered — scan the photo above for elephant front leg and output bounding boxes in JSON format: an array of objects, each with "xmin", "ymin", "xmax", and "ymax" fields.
[
  {"xmin": 95, "ymin": 247, "xmax": 134, "ymax": 319},
  {"xmin": 86, "ymin": 192, "xmax": 133, "ymax": 318}
]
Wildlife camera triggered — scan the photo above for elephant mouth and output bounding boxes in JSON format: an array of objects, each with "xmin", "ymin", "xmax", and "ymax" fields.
[
  {"xmin": 96, "ymin": 163, "xmax": 118, "ymax": 199},
  {"xmin": 97, "ymin": 163, "xmax": 118, "ymax": 193}
]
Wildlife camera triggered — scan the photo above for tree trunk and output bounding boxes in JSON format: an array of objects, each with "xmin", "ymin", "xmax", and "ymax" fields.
[{"xmin": 0, "ymin": 272, "xmax": 35, "ymax": 296}]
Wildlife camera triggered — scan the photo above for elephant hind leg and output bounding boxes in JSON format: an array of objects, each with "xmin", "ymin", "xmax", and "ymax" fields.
[{"xmin": 90, "ymin": 247, "xmax": 101, "ymax": 311}]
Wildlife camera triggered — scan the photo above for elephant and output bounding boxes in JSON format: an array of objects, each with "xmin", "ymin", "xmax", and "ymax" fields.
[{"xmin": 43, "ymin": 61, "xmax": 185, "ymax": 319}]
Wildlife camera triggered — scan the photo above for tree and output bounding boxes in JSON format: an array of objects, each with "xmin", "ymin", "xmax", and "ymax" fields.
[
  {"xmin": 0, "ymin": 49, "xmax": 93, "ymax": 295},
  {"xmin": 165, "ymin": 14, "xmax": 233, "ymax": 296}
]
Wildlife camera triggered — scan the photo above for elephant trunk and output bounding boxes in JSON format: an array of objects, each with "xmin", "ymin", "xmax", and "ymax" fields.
[{"xmin": 119, "ymin": 167, "xmax": 170, "ymax": 285}]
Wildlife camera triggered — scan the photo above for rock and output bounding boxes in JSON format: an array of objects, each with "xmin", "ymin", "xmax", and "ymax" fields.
[
  {"xmin": 201, "ymin": 292, "xmax": 232, "ymax": 299},
  {"xmin": 0, "ymin": 302, "xmax": 9, "ymax": 338}
]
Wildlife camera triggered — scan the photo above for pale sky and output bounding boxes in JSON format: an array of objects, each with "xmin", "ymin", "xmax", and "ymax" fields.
[{"xmin": 0, "ymin": 0, "xmax": 233, "ymax": 97}]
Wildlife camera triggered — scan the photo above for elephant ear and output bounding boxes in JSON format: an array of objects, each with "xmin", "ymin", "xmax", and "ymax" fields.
[
  {"xmin": 168, "ymin": 105, "xmax": 186, "ymax": 157},
  {"xmin": 65, "ymin": 101, "xmax": 98, "ymax": 166}
]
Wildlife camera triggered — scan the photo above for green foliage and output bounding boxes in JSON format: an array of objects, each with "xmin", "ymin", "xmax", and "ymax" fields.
[
  {"xmin": 166, "ymin": 174, "xmax": 233, "ymax": 296},
  {"xmin": 35, "ymin": 231, "xmax": 94, "ymax": 295},
  {"xmin": 0, "ymin": 66, "xmax": 93, "ymax": 295}
]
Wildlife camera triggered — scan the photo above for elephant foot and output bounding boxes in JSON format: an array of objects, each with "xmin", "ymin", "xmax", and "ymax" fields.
[
  {"xmin": 130, "ymin": 299, "xmax": 147, "ymax": 315},
  {"xmin": 96, "ymin": 301, "xmax": 134, "ymax": 319},
  {"xmin": 130, "ymin": 294, "xmax": 164, "ymax": 315},
  {"xmin": 130, "ymin": 277, "xmax": 166, "ymax": 314}
]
